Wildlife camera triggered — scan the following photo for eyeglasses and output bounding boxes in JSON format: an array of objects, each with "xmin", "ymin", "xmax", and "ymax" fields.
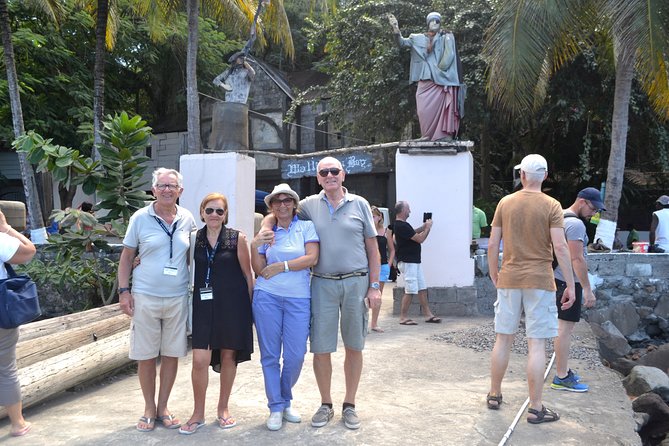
[
  {"xmin": 156, "ymin": 184, "xmax": 179, "ymax": 191},
  {"xmin": 318, "ymin": 168, "xmax": 342, "ymax": 177},
  {"xmin": 585, "ymin": 201, "xmax": 598, "ymax": 212},
  {"xmin": 271, "ymin": 198, "xmax": 294, "ymax": 206},
  {"xmin": 205, "ymin": 208, "xmax": 226, "ymax": 216}
]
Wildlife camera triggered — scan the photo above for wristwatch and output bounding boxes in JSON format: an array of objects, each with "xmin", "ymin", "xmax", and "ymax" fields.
[
  {"xmin": 118, "ymin": 287, "xmax": 130, "ymax": 295},
  {"xmin": 369, "ymin": 282, "xmax": 380, "ymax": 290}
]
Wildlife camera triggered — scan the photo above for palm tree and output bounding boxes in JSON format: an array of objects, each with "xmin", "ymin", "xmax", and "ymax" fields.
[
  {"xmin": 483, "ymin": 0, "xmax": 669, "ymax": 247},
  {"xmin": 0, "ymin": 0, "xmax": 63, "ymax": 241}
]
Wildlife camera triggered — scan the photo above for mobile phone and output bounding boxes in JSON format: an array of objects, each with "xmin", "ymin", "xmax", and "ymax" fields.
[{"xmin": 423, "ymin": 212, "xmax": 432, "ymax": 222}]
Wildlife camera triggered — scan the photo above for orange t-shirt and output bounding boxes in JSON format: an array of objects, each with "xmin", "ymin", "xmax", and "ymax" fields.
[{"xmin": 491, "ymin": 190, "xmax": 564, "ymax": 290}]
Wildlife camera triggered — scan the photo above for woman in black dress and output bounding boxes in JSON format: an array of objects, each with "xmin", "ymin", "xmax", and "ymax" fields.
[{"xmin": 179, "ymin": 193, "xmax": 254, "ymax": 434}]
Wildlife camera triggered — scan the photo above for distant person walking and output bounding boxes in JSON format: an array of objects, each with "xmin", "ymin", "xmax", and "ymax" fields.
[
  {"xmin": 394, "ymin": 201, "xmax": 441, "ymax": 325},
  {"xmin": 472, "ymin": 205, "xmax": 488, "ymax": 240},
  {"xmin": 551, "ymin": 187, "xmax": 604, "ymax": 393},
  {"xmin": 486, "ymin": 154, "xmax": 575, "ymax": 425}
]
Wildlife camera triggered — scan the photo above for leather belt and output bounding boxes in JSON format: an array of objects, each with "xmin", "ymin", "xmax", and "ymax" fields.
[{"xmin": 311, "ymin": 271, "xmax": 368, "ymax": 280}]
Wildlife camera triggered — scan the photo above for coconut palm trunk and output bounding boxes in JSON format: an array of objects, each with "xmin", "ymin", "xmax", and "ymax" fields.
[
  {"xmin": 92, "ymin": 0, "xmax": 109, "ymax": 161},
  {"xmin": 186, "ymin": 0, "xmax": 201, "ymax": 154},
  {"xmin": 0, "ymin": 0, "xmax": 47, "ymax": 241}
]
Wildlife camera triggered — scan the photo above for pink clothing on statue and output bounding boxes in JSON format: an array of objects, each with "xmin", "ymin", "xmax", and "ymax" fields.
[{"xmin": 416, "ymin": 80, "xmax": 460, "ymax": 140}]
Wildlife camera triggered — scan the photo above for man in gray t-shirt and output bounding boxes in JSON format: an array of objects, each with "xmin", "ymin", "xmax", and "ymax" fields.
[
  {"xmin": 551, "ymin": 187, "xmax": 604, "ymax": 393},
  {"xmin": 297, "ymin": 156, "xmax": 380, "ymax": 430}
]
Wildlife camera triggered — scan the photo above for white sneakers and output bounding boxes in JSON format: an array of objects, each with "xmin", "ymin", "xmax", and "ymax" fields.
[
  {"xmin": 266, "ymin": 412, "xmax": 283, "ymax": 431},
  {"xmin": 283, "ymin": 406, "xmax": 301, "ymax": 423},
  {"xmin": 267, "ymin": 407, "xmax": 301, "ymax": 431}
]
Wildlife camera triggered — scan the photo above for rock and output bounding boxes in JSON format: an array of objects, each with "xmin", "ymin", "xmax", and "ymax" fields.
[
  {"xmin": 610, "ymin": 301, "xmax": 641, "ymax": 336},
  {"xmin": 633, "ymin": 411, "xmax": 650, "ymax": 432},
  {"xmin": 590, "ymin": 320, "xmax": 632, "ymax": 363},
  {"xmin": 653, "ymin": 386, "xmax": 669, "ymax": 405},
  {"xmin": 656, "ymin": 294, "xmax": 669, "ymax": 319},
  {"xmin": 623, "ymin": 365, "xmax": 669, "ymax": 397},
  {"xmin": 629, "ymin": 329, "xmax": 651, "ymax": 343},
  {"xmin": 638, "ymin": 344, "xmax": 669, "ymax": 374},
  {"xmin": 632, "ymin": 392, "xmax": 669, "ymax": 441}
]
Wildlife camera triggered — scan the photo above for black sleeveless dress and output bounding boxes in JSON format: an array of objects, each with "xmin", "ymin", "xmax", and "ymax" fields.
[{"xmin": 191, "ymin": 226, "xmax": 253, "ymax": 370}]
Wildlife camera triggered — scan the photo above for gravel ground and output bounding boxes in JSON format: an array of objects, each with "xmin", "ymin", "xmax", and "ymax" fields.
[{"xmin": 430, "ymin": 320, "xmax": 603, "ymax": 371}]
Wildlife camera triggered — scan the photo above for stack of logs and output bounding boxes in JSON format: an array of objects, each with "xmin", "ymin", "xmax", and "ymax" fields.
[{"xmin": 0, "ymin": 304, "xmax": 131, "ymax": 419}]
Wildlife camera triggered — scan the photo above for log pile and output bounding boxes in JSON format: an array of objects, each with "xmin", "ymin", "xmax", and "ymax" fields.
[{"xmin": 0, "ymin": 304, "xmax": 132, "ymax": 419}]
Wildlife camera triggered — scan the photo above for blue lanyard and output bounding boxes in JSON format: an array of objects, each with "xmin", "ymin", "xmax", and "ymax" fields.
[
  {"xmin": 153, "ymin": 216, "xmax": 178, "ymax": 260},
  {"xmin": 205, "ymin": 241, "xmax": 220, "ymax": 287}
]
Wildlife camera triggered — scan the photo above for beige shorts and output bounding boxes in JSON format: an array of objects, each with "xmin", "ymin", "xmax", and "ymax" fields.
[
  {"xmin": 494, "ymin": 288, "xmax": 558, "ymax": 338},
  {"xmin": 129, "ymin": 292, "xmax": 188, "ymax": 360}
]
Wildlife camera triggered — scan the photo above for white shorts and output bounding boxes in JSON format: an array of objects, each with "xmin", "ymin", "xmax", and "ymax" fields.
[
  {"xmin": 494, "ymin": 288, "xmax": 558, "ymax": 338},
  {"xmin": 398, "ymin": 262, "xmax": 426, "ymax": 294}
]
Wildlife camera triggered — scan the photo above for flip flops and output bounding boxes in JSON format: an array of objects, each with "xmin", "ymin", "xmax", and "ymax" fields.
[
  {"xmin": 136, "ymin": 417, "xmax": 155, "ymax": 432},
  {"xmin": 10, "ymin": 423, "xmax": 32, "ymax": 437},
  {"xmin": 425, "ymin": 316, "xmax": 442, "ymax": 323},
  {"xmin": 527, "ymin": 405, "xmax": 560, "ymax": 424},
  {"xmin": 218, "ymin": 415, "xmax": 237, "ymax": 429},
  {"xmin": 178, "ymin": 420, "xmax": 205, "ymax": 435},
  {"xmin": 157, "ymin": 413, "xmax": 181, "ymax": 429},
  {"xmin": 399, "ymin": 319, "xmax": 418, "ymax": 325}
]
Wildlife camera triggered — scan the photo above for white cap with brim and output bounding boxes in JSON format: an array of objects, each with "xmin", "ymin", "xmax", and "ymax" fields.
[
  {"xmin": 514, "ymin": 154, "xmax": 548, "ymax": 174},
  {"xmin": 264, "ymin": 183, "xmax": 300, "ymax": 208}
]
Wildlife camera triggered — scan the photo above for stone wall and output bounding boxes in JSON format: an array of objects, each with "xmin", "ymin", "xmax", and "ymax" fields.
[{"xmin": 472, "ymin": 253, "xmax": 669, "ymax": 343}]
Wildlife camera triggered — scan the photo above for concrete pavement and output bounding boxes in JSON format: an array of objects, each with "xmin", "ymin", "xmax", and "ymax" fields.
[{"xmin": 1, "ymin": 286, "xmax": 639, "ymax": 445}]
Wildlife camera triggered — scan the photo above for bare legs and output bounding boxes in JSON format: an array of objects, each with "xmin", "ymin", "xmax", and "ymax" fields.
[
  {"xmin": 554, "ymin": 320, "xmax": 575, "ymax": 378},
  {"xmin": 399, "ymin": 289, "xmax": 435, "ymax": 322},
  {"xmin": 137, "ymin": 356, "xmax": 179, "ymax": 429},
  {"xmin": 186, "ymin": 349, "xmax": 212, "ymax": 424},
  {"xmin": 313, "ymin": 348, "xmax": 362, "ymax": 406},
  {"xmin": 6, "ymin": 401, "xmax": 30, "ymax": 436}
]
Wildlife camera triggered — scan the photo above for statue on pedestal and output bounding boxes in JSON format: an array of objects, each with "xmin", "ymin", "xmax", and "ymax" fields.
[{"xmin": 213, "ymin": 52, "xmax": 256, "ymax": 104}]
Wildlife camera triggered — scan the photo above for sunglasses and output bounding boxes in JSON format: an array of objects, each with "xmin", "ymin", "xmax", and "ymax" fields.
[
  {"xmin": 205, "ymin": 208, "xmax": 226, "ymax": 216},
  {"xmin": 318, "ymin": 168, "xmax": 342, "ymax": 177},
  {"xmin": 271, "ymin": 197, "xmax": 295, "ymax": 206}
]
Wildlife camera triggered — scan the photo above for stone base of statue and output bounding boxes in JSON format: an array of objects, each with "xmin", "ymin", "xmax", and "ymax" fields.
[{"xmin": 208, "ymin": 101, "xmax": 249, "ymax": 152}]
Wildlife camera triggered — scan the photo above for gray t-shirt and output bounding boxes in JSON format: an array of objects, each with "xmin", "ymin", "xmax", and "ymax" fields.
[
  {"xmin": 554, "ymin": 214, "xmax": 587, "ymax": 283},
  {"xmin": 298, "ymin": 189, "xmax": 376, "ymax": 275},
  {"xmin": 123, "ymin": 203, "xmax": 196, "ymax": 297}
]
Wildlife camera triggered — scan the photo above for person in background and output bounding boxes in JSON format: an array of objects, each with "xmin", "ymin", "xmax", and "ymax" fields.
[
  {"xmin": 486, "ymin": 154, "xmax": 575, "ymax": 424},
  {"xmin": 551, "ymin": 187, "xmax": 603, "ymax": 393},
  {"xmin": 179, "ymin": 192, "xmax": 254, "ymax": 434},
  {"xmin": 251, "ymin": 183, "xmax": 319, "ymax": 431},
  {"xmin": 117, "ymin": 168, "xmax": 197, "ymax": 432},
  {"xmin": 370, "ymin": 206, "xmax": 395, "ymax": 332},
  {"xmin": 472, "ymin": 205, "xmax": 488, "ymax": 240},
  {"xmin": 0, "ymin": 209, "xmax": 37, "ymax": 437},
  {"xmin": 649, "ymin": 195, "xmax": 669, "ymax": 253}
]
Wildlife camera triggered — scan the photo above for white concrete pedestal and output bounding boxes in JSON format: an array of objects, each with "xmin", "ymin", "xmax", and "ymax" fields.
[{"xmin": 179, "ymin": 153, "xmax": 255, "ymax": 238}]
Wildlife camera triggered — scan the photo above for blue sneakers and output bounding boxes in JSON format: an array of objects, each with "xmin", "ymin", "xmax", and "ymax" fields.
[{"xmin": 551, "ymin": 369, "xmax": 589, "ymax": 392}]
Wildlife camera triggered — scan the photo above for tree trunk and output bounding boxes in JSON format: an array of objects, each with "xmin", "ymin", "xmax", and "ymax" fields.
[
  {"xmin": 186, "ymin": 0, "xmax": 201, "ymax": 154},
  {"xmin": 92, "ymin": 0, "xmax": 109, "ymax": 161},
  {"xmin": 595, "ymin": 44, "xmax": 635, "ymax": 248},
  {"xmin": 0, "ymin": 0, "xmax": 46, "ymax": 239},
  {"xmin": 18, "ymin": 303, "xmax": 123, "ymax": 342}
]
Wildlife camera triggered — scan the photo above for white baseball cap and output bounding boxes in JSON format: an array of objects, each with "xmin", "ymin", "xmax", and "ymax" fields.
[{"xmin": 514, "ymin": 154, "xmax": 548, "ymax": 174}]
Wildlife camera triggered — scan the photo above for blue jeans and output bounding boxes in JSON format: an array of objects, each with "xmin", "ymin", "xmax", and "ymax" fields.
[{"xmin": 253, "ymin": 289, "xmax": 311, "ymax": 412}]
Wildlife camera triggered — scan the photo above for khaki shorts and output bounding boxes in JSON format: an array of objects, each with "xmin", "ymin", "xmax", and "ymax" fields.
[
  {"xmin": 129, "ymin": 292, "xmax": 188, "ymax": 360},
  {"xmin": 494, "ymin": 288, "xmax": 558, "ymax": 338},
  {"xmin": 310, "ymin": 275, "xmax": 368, "ymax": 353}
]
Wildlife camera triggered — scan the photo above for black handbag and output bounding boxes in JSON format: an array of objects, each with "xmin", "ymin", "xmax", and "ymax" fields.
[{"xmin": 0, "ymin": 263, "xmax": 41, "ymax": 329}]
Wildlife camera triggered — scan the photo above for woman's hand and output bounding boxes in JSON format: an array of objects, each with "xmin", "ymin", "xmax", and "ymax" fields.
[
  {"xmin": 259, "ymin": 262, "xmax": 284, "ymax": 280},
  {"xmin": 252, "ymin": 229, "xmax": 274, "ymax": 248}
]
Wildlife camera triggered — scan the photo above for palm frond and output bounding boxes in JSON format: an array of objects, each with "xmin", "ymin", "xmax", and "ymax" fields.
[
  {"xmin": 483, "ymin": 0, "xmax": 591, "ymax": 117},
  {"xmin": 27, "ymin": 0, "xmax": 65, "ymax": 25},
  {"xmin": 602, "ymin": 0, "xmax": 669, "ymax": 120}
]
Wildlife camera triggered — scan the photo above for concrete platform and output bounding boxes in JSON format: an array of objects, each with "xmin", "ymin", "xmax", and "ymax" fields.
[{"xmin": 1, "ymin": 286, "xmax": 639, "ymax": 445}]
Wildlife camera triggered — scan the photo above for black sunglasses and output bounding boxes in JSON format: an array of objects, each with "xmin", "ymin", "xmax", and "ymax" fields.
[
  {"xmin": 271, "ymin": 197, "xmax": 295, "ymax": 206},
  {"xmin": 205, "ymin": 208, "xmax": 225, "ymax": 216},
  {"xmin": 318, "ymin": 168, "xmax": 342, "ymax": 177}
]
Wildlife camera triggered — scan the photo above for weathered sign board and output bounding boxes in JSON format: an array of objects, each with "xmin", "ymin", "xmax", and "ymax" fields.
[{"xmin": 280, "ymin": 153, "xmax": 373, "ymax": 179}]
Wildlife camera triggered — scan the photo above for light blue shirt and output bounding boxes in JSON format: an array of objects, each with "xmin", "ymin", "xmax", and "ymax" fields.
[{"xmin": 255, "ymin": 217, "xmax": 319, "ymax": 298}]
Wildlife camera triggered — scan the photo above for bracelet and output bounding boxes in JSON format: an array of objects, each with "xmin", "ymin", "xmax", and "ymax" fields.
[
  {"xmin": 2, "ymin": 226, "xmax": 11, "ymax": 234},
  {"xmin": 284, "ymin": 261, "xmax": 289, "ymax": 273}
]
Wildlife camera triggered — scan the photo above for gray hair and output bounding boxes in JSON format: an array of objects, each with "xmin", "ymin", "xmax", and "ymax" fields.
[
  {"xmin": 152, "ymin": 168, "xmax": 183, "ymax": 188},
  {"xmin": 317, "ymin": 156, "xmax": 343, "ymax": 171},
  {"xmin": 523, "ymin": 171, "xmax": 545, "ymax": 183},
  {"xmin": 394, "ymin": 201, "xmax": 407, "ymax": 215}
]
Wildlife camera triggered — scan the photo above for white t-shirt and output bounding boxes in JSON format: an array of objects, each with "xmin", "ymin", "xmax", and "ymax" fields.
[
  {"xmin": 653, "ymin": 208, "xmax": 669, "ymax": 251},
  {"xmin": 0, "ymin": 232, "xmax": 21, "ymax": 280}
]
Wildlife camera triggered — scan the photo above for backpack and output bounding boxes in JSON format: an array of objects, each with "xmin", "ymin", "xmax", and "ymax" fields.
[{"xmin": 552, "ymin": 211, "xmax": 579, "ymax": 270}]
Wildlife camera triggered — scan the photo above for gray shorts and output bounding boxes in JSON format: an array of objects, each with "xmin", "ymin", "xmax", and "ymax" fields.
[
  {"xmin": 310, "ymin": 275, "xmax": 368, "ymax": 353},
  {"xmin": 129, "ymin": 292, "xmax": 188, "ymax": 360},
  {"xmin": 494, "ymin": 288, "xmax": 558, "ymax": 338}
]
